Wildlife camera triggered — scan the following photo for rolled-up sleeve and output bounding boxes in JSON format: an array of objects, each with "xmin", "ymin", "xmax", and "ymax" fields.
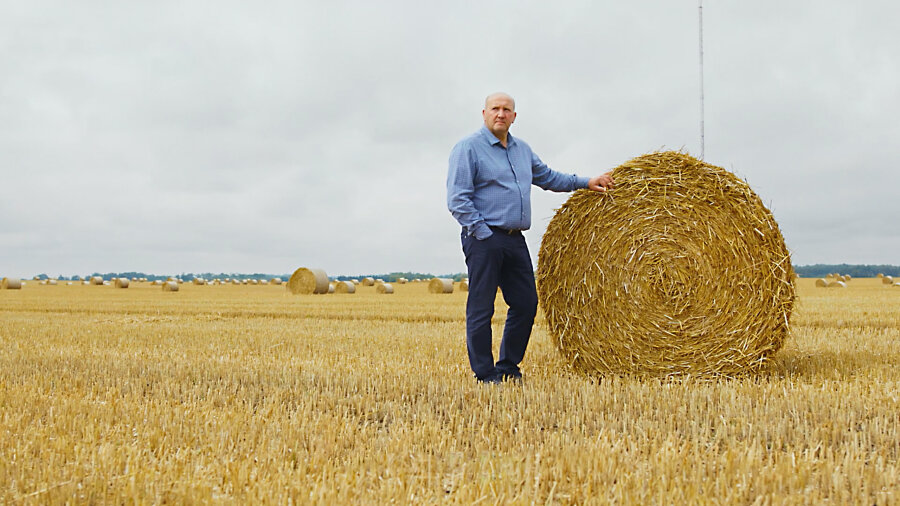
[{"xmin": 447, "ymin": 142, "xmax": 492, "ymax": 239}]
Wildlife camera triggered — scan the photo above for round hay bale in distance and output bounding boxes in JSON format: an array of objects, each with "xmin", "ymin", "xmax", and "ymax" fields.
[
  {"xmin": 328, "ymin": 282, "xmax": 335, "ymax": 294},
  {"xmin": 429, "ymin": 278, "xmax": 454, "ymax": 294},
  {"xmin": 882, "ymin": 276, "xmax": 893, "ymax": 285},
  {"xmin": 334, "ymin": 281, "xmax": 356, "ymax": 294},
  {"xmin": 162, "ymin": 281, "xmax": 179, "ymax": 292},
  {"xmin": 269, "ymin": 278, "xmax": 282, "ymax": 285},
  {"xmin": 115, "ymin": 277, "xmax": 130, "ymax": 288},
  {"xmin": 459, "ymin": 279, "xmax": 469, "ymax": 292},
  {"xmin": 90, "ymin": 276, "xmax": 104, "ymax": 285},
  {"xmin": 288, "ymin": 267, "xmax": 330, "ymax": 294},
  {"xmin": 877, "ymin": 273, "xmax": 884, "ymax": 278},
  {"xmin": 361, "ymin": 277, "xmax": 375, "ymax": 286},
  {"xmin": 815, "ymin": 278, "xmax": 828, "ymax": 288},
  {"xmin": 826, "ymin": 280, "xmax": 846, "ymax": 288},
  {"xmin": 1, "ymin": 277, "xmax": 22, "ymax": 289},
  {"xmin": 376, "ymin": 283, "xmax": 394, "ymax": 294},
  {"xmin": 537, "ymin": 151, "xmax": 795, "ymax": 377}
]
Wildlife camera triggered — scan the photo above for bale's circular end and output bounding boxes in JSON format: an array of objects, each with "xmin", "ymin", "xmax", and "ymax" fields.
[
  {"xmin": 115, "ymin": 277, "xmax": 130, "ymax": 288},
  {"xmin": 288, "ymin": 268, "xmax": 329, "ymax": 294},
  {"xmin": 429, "ymin": 278, "xmax": 454, "ymax": 294},
  {"xmin": 537, "ymin": 151, "xmax": 795, "ymax": 377}
]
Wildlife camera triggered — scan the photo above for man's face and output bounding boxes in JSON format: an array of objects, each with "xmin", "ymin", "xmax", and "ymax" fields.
[{"xmin": 483, "ymin": 95, "xmax": 516, "ymax": 138}]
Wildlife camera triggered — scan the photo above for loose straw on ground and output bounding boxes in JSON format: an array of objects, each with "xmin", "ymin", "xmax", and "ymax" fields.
[
  {"xmin": 288, "ymin": 268, "xmax": 330, "ymax": 294},
  {"xmin": 429, "ymin": 278, "xmax": 454, "ymax": 294},
  {"xmin": 537, "ymin": 151, "xmax": 795, "ymax": 377}
]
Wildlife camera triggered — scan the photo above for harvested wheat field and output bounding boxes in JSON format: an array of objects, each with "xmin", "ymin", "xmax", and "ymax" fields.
[{"xmin": 1, "ymin": 277, "xmax": 898, "ymax": 503}]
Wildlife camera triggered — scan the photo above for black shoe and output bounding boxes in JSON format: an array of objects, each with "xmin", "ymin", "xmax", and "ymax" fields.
[{"xmin": 477, "ymin": 374, "xmax": 503, "ymax": 384}]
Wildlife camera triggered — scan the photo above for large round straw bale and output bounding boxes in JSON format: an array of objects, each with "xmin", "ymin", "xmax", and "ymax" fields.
[
  {"xmin": 429, "ymin": 277, "xmax": 454, "ymax": 294},
  {"xmin": 162, "ymin": 281, "xmax": 179, "ymax": 292},
  {"xmin": 1, "ymin": 278, "xmax": 22, "ymax": 289},
  {"xmin": 334, "ymin": 281, "xmax": 356, "ymax": 294},
  {"xmin": 361, "ymin": 277, "xmax": 375, "ymax": 286},
  {"xmin": 115, "ymin": 277, "xmax": 130, "ymax": 288},
  {"xmin": 459, "ymin": 279, "xmax": 469, "ymax": 292},
  {"xmin": 826, "ymin": 280, "xmax": 846, "ymax": 288},
  {"xmin": 288, "ymin": 267, "xmax": 330, "ymax": 294},
  {"xmin": 843, "ymin": 274, "xmax": 851, "ymax": 281},
  {"xmin": 376, "ymin": 283, "xmax": 394, "ymax": 294},
  {"xmin": 90, "ymin": 276, "xmax": 104, "ymax": 285},
  {"xmin": 537, "ymin": 151, "xmax": 795, "ymax": 377},
  {"xmin": 883, "ymin": 276, "xmax": 894, "ymax": 285},
  {"xmin": 814, "ymin": 278, "xmax": 827, "ymax": 287}
]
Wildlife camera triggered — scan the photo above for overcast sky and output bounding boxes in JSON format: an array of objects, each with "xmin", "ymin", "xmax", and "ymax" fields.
[{"xmin": 2, "ymin": 1, "xmax": 898, "ymax": 278}]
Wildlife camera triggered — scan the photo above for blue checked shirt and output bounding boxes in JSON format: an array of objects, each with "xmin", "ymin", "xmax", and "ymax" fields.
[{"xmin": 447, "ymin": 125, "xmax": 589, "ymax": 239}]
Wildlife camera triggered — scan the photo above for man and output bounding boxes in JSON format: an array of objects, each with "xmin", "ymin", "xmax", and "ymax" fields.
[{"xmin": 447, "ymin": 92, "xmax": 614, "ymax": 384}]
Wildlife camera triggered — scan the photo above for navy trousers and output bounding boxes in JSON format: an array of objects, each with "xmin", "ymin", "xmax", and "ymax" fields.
[{"xmin": 461, "ymin": 228, "xmax": 539, "ymax": 380}]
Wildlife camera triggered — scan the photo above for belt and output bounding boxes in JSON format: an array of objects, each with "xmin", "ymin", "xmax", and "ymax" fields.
[{"xmin": 489, "ymin": 226, "xmax": 523, "ymax": 235}]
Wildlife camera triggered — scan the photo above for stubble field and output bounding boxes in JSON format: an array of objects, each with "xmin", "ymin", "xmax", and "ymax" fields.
[{"xmin": 1, "ymin": 278, "xmax": 898, "ymax": 504}]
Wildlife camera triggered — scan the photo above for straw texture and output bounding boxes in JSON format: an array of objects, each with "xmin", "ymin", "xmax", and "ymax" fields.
[
  {"xmin": 537, "ymin": 151, "xmax": 795, "ymax": 377},
  {"xmin": 288, "ymin": 268, "xmax": 330, "ymax": 295},
  {"xmin": 428, "ymin": 278, "xmax": 454, "ymax": 294},
  {"xmin": 2, "ymin": 277, "xmax": 22, "ymax": 289}
]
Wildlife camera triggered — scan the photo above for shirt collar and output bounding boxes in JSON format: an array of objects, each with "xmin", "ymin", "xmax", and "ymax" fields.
[{"xmin": 480, "ymin": 125, "xmax": 516, "ymax": 147}]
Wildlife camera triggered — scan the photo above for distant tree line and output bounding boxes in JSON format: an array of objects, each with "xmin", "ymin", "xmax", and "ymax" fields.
[
  {"xmin": 29, "ymin": 271, "xmax": 469, "ymax": 282},
  {"xmin": 28, "ymin": 266, "xmax": 897, "ymax": 282},
  {"xmin": 333, "ymin": 272, "xmax": 467, "ymax": 282},
  {"xmin": 793, "ymin": 264, "xmax": 900, "ymax": 278}
]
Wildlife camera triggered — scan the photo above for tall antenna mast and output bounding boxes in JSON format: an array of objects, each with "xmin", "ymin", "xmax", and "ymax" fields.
[{"xmin": 698, "ymin": 0, "xmax": 705, "ymax": 159}]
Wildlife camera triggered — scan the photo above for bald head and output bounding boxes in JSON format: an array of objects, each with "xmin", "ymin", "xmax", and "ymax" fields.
[{"xmin": 485, "ymin": 92, "xmax": 515, "ymax": 111}]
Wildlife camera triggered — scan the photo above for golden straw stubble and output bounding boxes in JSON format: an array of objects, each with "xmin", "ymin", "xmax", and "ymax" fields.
[{"xmin": 537, "ymin": 151, "xmax": 795, "ymax": 377}]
